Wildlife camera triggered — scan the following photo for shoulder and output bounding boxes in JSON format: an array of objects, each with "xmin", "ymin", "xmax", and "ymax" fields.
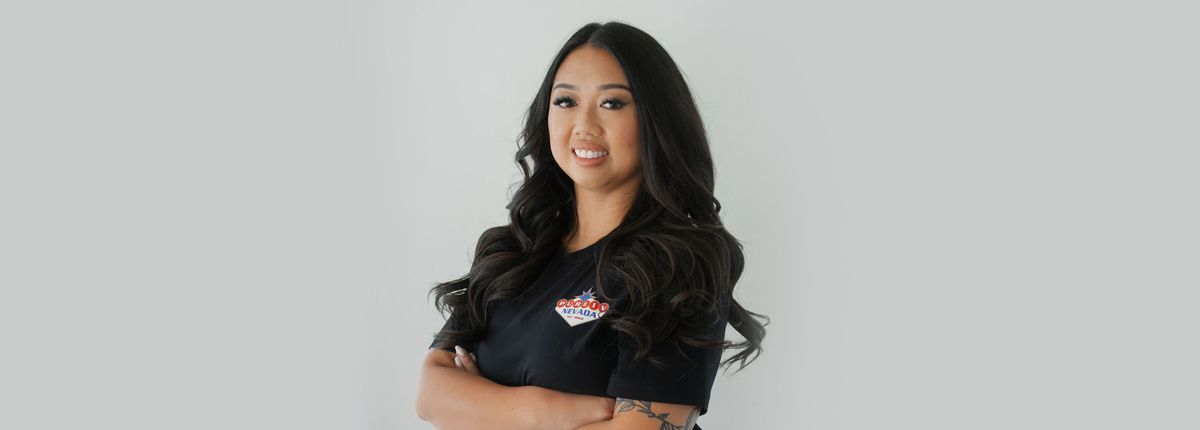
[
  {"xmin": 606, "ymin": 226, "xmax": 734, "ymax": 298},
  {"xmin": 601, "ymin": 248, "xmax": 731, "ymax": 339}
]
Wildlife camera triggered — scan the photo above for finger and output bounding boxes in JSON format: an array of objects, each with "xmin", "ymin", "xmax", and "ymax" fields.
[
  {"xmin": 454, "ymin": 347, "xmax": 480, "ymax": 376},
  {"xmin": 459, "ymin": 352, "xmax": 480, "ymax": 375}
]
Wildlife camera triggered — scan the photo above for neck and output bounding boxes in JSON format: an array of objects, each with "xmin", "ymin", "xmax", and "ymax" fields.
[{"xmin": 566, "ymin": 181, "xmax": 639, "ymax": 249}]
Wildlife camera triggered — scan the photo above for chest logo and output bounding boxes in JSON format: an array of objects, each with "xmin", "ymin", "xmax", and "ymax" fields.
[{"xmin": 554, "ymin": 287, "xmax": 610, "ymax": 327}]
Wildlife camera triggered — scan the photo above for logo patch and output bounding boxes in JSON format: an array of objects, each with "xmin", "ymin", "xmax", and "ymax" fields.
[{"xmin": 554, "ymin": 287, "xmax": 610, "ymax": 327}]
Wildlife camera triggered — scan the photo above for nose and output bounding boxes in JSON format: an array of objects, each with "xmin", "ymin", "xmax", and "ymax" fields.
[
  {"xmin": 572, "ymin": 107, "xmax": 602, "ymax": 139},
  {"xmin": 574, "ymin": 127, "xmax": 599, "ymax": 138}
]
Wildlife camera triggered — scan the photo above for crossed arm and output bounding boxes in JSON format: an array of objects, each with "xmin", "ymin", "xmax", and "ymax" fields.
[
  {"xmin": 415, "ymin": 347, "xmax": 701, "ymax": 430},
  {"xmin": 576, "ymin": 398, "xmax": 701, "ymax": 430}
]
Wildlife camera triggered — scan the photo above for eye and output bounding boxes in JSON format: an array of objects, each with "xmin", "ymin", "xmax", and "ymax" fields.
[
  {"xmin": 600, "ymin": 98, "xmax": 626, "ymax": 109},
  {"xmin": 551, "ymin": 96, "xmax": 576, "ymax": 108},
  {"xmin": 551, "ymin": 96, "xmax": 628, "ymax": 110}
]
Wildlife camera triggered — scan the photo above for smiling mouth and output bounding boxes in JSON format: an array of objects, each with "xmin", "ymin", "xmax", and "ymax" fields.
[{"xmin": 573, "ymin": 148, "xmax": 608, "ymax": 159}]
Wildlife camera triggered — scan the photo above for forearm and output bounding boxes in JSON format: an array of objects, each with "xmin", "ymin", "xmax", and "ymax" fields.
[
  {"xmin": 572, "ymin": 421, "xmax": 615, "ymax": 430},
  {"xmin": 416, "ymin": 352, "xmax": 544, "ymax": 430}
]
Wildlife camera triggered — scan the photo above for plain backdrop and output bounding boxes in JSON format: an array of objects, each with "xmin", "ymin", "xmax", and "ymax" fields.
[{"xmin": 1, "ymin": 1, "xmax": 1197, "ymax": 429}]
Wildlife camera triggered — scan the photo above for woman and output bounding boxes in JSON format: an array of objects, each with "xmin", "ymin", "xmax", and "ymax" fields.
[{"xmin": 415, "ymin": 21, "xmax": 768, "ymax": 430}]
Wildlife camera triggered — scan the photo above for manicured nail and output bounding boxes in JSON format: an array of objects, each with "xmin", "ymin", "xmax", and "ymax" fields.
[
  {"xmin": 470, "ymin": 352, "xmax": 476, "ymax": 361},
  {"xmin": 454, "ymin": 345, "xmax": 466, "ymax": 356},
  {"xmin": 454, "ymin": 356, "xmax": 462, "ymax": 367}
]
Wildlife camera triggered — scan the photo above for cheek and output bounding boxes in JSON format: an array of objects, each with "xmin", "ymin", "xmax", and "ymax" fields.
[
  {"xmin": 551, "ymin": 118, "xmax": 575, "ymax": 141},
  {"xmin": 618, "ymin": 119, "xmax": 640, "ymax": 160},
  {"xmin": 546, "ymin": 116, "xmax": 567, "ymax": 156}
]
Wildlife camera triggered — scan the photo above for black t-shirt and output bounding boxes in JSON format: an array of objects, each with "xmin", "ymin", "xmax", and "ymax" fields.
[{"xmin": 429, "ymin": 237, "xmax": 729, "ymax": 426}]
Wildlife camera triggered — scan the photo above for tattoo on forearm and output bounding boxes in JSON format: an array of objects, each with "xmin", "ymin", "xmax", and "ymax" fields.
[{"xmin": 614, "ymin": 398, "xmax": 701, "ymax": 430}]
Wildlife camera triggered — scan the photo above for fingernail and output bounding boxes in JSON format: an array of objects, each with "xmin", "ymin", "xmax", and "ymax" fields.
[
  {"xmin": 454, "ymin": 345, "xmax": 466, "ymax": 356},
  {"xmin": 454, "ymin": 356, "xmax": 462, "ymax": 367},
  {"xmin": 470, "ymin": 352, "xmax": 476, "ymax": 361}
]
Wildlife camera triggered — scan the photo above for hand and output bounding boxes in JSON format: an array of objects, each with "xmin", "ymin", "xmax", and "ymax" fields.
[
  {"xmin": 576, "ymin": 394, "xmax": 616, "ymax": 426},
  {"xmin": 453, "ymin": 345, "xmax": 481, "ymax": 376}
]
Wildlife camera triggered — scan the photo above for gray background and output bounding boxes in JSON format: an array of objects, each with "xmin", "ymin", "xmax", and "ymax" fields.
[{"xmin": 2, "ymin": 1, "xmax": 1196, "ymax": 429}]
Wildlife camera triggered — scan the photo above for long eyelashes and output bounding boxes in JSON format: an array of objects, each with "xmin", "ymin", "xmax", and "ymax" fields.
[{"xmin": 551, "ymin": 96, "xmax": 627, "ymax": 110}]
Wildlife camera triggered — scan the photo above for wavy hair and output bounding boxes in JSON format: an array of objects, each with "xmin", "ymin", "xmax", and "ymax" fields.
[{"xmin": 429, "ymin": 21, "xmax": 768, "ymax": 372}]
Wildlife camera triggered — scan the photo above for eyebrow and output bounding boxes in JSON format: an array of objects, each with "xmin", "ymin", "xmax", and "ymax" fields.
[{"xmin": 553, "ymin": 83, "xmax": 632, "ymax": 92}]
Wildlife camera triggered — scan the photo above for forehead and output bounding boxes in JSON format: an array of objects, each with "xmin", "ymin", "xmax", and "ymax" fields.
[{"xmin": 552, "ymin": 45, "xmax": 629, "ymax": 87}]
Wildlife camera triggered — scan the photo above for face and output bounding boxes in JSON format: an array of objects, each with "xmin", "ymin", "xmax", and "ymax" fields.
[{"xmin": 547, "ymin": 45, "xmax": 641, "ymax": 194}]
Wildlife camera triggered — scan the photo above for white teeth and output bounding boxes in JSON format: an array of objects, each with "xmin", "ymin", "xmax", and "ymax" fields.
[{"xmin": 573, "ymin": 148, "xmax": 608, "ymax": 159}]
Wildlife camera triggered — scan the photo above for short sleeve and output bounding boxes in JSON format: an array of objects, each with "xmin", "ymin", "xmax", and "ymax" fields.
[
  {"xmin": 428, "ymin": 310, "xmax": 474, "ymax": 353},
  {"xmin": 605, "ymin": 289, "xmax": 730, "ymax": 416}
]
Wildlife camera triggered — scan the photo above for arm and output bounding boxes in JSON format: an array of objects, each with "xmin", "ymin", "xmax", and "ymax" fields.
[
  {"xmin": 415, "ymin": 347, "xmax": 539, "ymax": 430},
  {"xmin": 573, "ymin": 398, "xmax": 701, "ymax": 430},
  {"xmin": 414, "ymin": 347, "xmax": 614, "ymax": 430}
]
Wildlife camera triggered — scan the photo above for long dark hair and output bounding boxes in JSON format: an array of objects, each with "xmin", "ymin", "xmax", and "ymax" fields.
[{"xmin": 429, "ymin": 21, "xmax": 768, "ymax": 372}]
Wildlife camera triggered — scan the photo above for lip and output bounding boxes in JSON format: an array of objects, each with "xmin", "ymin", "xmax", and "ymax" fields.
[
  {"xmin": 571, "ymin": 141, "xmax": 608, "ymax": 152},
  {"xmin": 571, "ymin": 147, "xmax": 608, "ymax": 167}
]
